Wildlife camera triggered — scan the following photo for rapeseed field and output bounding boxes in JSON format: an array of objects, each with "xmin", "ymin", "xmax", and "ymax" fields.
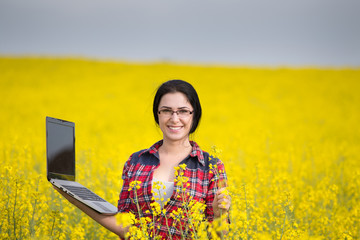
[{"xmin": 1, "ymin": 57, "xmax": 359, "ymax": 239}]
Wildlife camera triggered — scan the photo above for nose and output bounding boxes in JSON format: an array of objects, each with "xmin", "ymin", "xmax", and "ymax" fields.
[{"xmin": 169, "ymin": 111, "xmax": 180, "ymax": 121}]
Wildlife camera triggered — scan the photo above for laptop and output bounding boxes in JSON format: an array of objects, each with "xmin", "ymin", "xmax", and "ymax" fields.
[{"xmin": 46, "ymin": 116, "xmax": 118, "ymax": 215}]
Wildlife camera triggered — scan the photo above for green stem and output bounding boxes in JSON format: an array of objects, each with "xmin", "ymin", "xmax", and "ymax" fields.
[
  {"xmin": 244, "ymin": 184, "xmax": 250, "ymax": 240},
  {"xmin": 163, "ymin": 213, "xmax": 173, "ymax": 240},
  {"xmin": 152, "ymin": 211, "xmax": 155, "ymax": 239},
  {"xmin": 13, "ymin": 181, "xmax": 18, "ymax": 240},
  {"xmin": 181, "ymin": 191, "xmax": 198, "ymax": 240},
  {"xmin": 220, "ymin": 208, "xmax": 224, "ymax": 240},
  {"xmin": 279, "ymin": 207, "xmax": 287, "ymax": 240},
  {"xmin": 4, "ymin": 179, "xmax": 11, "ymax": 238},
  {"xmin": 156, "ymin": 188, "xmax": 173, "ymax": 240},
  {"xmin": 133, "ymin": 188, "xmax": 147, "ymax": 238},
  {"xmin": 50, "ymin": 212, "xmax": 57, "ymax": 239},
  {"xmin": 29, "ymin": 178, "xmax": 40, "ymax": 237}
]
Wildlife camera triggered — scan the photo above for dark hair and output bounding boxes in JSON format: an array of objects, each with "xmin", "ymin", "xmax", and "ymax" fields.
[{"xmin": 153, "ymin": 80, "xmax": 202, "ymax": 134}]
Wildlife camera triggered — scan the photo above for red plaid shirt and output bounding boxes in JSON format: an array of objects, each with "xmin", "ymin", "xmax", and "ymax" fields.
[{"xmin": 117, "ymin": 140, "xmax": 228, "ymax": 239}]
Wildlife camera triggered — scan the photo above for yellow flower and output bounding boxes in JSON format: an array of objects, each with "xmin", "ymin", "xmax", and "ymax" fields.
[
  {"xmin": 179, "ymin": 163, "xmax": 187, "ymax": 170},
  {"xmin": 2, "ymin": 58, "xmax": 360, "ymax": 240}
]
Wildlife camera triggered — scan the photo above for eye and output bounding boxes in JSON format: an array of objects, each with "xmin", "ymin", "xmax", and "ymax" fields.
[
  {"xmin": 162, "ymin": 109, "xmax": 172, "ymax": 114},
  {"xmin": 178, "ymin": 110, "xmax": 189, "ymax": 114}
]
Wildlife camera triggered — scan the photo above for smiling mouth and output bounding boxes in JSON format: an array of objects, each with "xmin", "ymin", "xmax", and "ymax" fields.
[{"xmin": 168, "ymin": 126, "xmax": 182, "ymax": 130}]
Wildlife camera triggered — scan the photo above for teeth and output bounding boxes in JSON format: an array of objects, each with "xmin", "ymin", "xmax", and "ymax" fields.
[{"xmin": 169, "ymin": 126, "xmax": 182, "ymax": 130}]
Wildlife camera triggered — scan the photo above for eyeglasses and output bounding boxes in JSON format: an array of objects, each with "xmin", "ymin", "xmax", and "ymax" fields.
[{"xmin": 158, "ymin": 109, "xmax": 193, "ymax": 118}]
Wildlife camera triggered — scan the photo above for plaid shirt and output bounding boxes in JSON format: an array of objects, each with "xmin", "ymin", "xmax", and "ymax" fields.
[{"xmin": 118, "ymin": 140, "xmax": 228, "ymax": 239}]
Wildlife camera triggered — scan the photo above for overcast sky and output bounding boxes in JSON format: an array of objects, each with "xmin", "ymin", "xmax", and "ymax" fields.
[{"xmin": 1, "ymin": 0, "xmax": 359, "ymax": 67}]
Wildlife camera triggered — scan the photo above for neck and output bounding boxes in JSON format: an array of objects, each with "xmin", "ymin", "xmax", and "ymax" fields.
[{"xmin": 160, "ymin": 138, "xmax": 192, "ymax": 155}]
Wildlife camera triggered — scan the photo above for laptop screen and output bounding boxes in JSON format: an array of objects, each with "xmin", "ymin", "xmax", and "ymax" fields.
[{"xmin": 46, "ymin": 117, "xmax": 75, "ymax": 181}]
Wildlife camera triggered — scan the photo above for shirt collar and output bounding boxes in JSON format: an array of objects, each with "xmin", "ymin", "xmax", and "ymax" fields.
[{"xmin": 140, "ymin": 140, "xmax": 205, "ymax": 166}]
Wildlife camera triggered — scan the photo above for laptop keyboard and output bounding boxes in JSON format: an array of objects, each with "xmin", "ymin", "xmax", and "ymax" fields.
[{"xmin": 62, "ymin": 185, "xmax": 106, "ymax": 202}]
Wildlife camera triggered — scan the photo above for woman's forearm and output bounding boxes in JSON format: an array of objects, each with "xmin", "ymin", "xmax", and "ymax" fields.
[{"xmin": 53, "ymin": 186, "xmax": 127, "ymax": 238}]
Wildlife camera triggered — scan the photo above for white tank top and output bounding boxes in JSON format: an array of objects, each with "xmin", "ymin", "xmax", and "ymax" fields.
[{"xmin": 152, "ymin": 178, "xmax": 174, "ymax": 207}]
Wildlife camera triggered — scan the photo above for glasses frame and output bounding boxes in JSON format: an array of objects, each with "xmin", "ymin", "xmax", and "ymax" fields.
[{"xmin": 158, "ymin": 109, "xmax": 193, "ymax": 118}]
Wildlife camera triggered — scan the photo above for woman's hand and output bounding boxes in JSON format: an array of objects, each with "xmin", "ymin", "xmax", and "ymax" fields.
[
  {"xmin": 212, "ymin": 187, "xmax": 231, "ymax": 218},
  {"xmin": 52, "ymin": 185, "xmax": 128, "ymax": 238}
]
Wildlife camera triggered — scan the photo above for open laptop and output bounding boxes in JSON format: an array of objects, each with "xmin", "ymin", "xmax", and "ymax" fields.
[{"xmin": 46, "ymin": 116, "xmax": 118, "ymax": 215}]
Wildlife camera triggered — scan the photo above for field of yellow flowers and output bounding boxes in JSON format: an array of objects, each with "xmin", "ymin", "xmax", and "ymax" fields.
[{"xmin": 1, "ymin": 57, "xmax": 359, "ymax": 239}]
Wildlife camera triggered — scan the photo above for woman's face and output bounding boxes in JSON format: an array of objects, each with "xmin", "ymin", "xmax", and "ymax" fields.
[{"xmin": 158, "ymin": 92, "xmax": 193, "ymax": 143}]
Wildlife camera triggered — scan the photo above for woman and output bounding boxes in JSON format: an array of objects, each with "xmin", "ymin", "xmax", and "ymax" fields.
[{"xmin": 54, "ymin": 80, "xmax": 231, "ymax": 239}]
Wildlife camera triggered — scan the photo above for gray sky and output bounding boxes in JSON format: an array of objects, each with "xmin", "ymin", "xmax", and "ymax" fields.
[{"xmin": 1, "ymin": 0, "xmax": 359, "ymax": 67}]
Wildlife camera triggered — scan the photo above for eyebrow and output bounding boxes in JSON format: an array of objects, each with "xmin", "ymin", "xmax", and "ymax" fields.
[{"xmin": 159, "ymin": 106, "xmax": 191, "ymax": 110}]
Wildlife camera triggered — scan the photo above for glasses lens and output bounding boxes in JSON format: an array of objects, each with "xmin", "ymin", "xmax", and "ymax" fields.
[
  {"xmin": 160, "ymin": 109, "xmax": 172, "ymax": 116},
  {"xmin": 178, "ymin": 110, "xmax": 190, "ymax": 117}
]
